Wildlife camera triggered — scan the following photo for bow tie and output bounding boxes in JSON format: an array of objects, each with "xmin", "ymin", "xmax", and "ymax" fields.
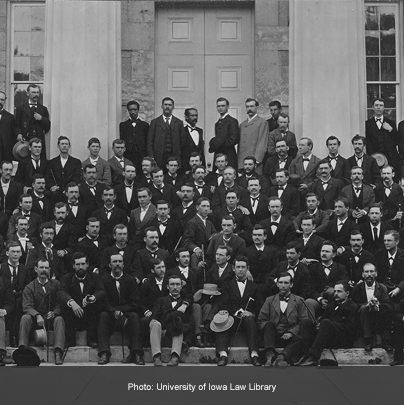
[
  {"xmin": 322, "ymin": 181, "xmax": 329, "ymax": 185},
  {"xmin": 279, "ymin": 158, "xmax": 287, "ymax": 163},
  {"xmin": 376, "ymin": 118, "xmax": 382, "ymax": 122},
  {"xmin": 69, "ymin": 202, "xmax": 78, "ymax": 207},
  {"xmin": 328, "ymin": 156, "xmax": 337, "ymax": 161},
  {"xmin": 87, "ymin": 184, "xmax": 96, "ymax": 189},
  {"xmin": 384, "ymin": 185, "xmax": 392, "ymax": 190},
  {"xmin": 158, "ymin": 221, "xmax": 167, "ymax": 227},
  {"xmin": 169, "ymin": 295, "xmax": 179, "ymax": 302},
  {"xmin": 278, "ymin": 186, "xmax": 284, "ymax": 190},
  {"xmin": 236, "ymin": 278, "xmax": 246, "ymax": 284},
  {"xmin": 352, "ymin": 252, "xmax": 361, "ymax": 258},
  {"xmin": 188, "ymin": 126, "xmax": 197, "ymax": 132},
  {"xmin": 354, "ymin": 187, "xmax": 362, "ymax": 192},
  {"xmin": 217, "ymin": 173, "xmax": 223, "ymax": 178},
  {"xmin": 280, "ymin": 295, "xmax": 290, "ymax": 302},
  {"xmin": 91, "ymin": 237, "xmax": 98, "ymax": 242},
  {"xmin": 366, "ymin": 285, "xmax": 374, "ymax": 290},
  {"xmin": 287, "ymin": 266, "xmax": 297, "ymax": 271},
  {"xmin": 23, "ymin": 213, "xmax": 30, "ymax": 217},
  {"xmin": 323, "ymin": 265, "xmax": 332, "ymax": 271},
  {"xmin": 302, "ymin": 158, "xmax": 310, "ymax": 162},
  {"xmin": 270, "ymin": 222, "xmax": 278, "ymax": 226},
  {"xmin": 355, "ymin": 156, "xmax": 363, "ymax": 161},
  {"xmin": 125, "ymin": 184, "xmax": 133, "ymax": 189}
]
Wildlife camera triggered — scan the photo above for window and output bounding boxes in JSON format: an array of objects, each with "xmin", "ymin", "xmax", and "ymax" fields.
[
  {"xmin": 10, "ymin": 2, "xmax": 45, "ymax": 111},
  {"xmin": 365, "ymin": 3, "xmax": 399, "ymax": 120}
]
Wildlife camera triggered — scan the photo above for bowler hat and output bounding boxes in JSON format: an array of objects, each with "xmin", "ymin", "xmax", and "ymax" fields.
[
  {"xmin": 371, "ymin": 153, "xmax": 388, "ymax": 168},
  {"xmin": 33, "ymin": 328, "xmax": 47, "ymax": 347},
  {"xmin": 12, "ymin": 141, "xmax": 30, "ymax": 161},
  {"xmin": 12, "ymin": 346, "xmax": 41, "ymax": 367},
  {"xmin": 322, "ymin": 286, "xmax": 335, "ymax": 302},
  {"xmin": 201, "ymin": 284, "xmax": 221, "ymax": 296},
  {"xmin": 210, "ymin": 312, "xmax": 234, "ymax": 333},
  {"xmin": 288, "ymin": 173, "xmax": 301, "ymax": 188},
  {"xmin": 163, "ymin": 309, "xmax": 186, "ymax": 336}
]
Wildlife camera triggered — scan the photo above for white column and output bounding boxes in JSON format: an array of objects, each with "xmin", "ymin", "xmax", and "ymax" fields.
[
  {"xmin": 44, "ymin": 0, "xmax": 121, "ymax": 160},
  {"xmin": 289, "ymin": 0, "xmax": 366, "ymax": 158}
]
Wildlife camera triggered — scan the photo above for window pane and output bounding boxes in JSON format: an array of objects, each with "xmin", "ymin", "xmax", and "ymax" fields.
[
  {"xmin": 366, "ymin": 57, "xmax": 379, "ymax": 81},
  {"xmin": 365, "ymin": 6, "xmax": 378, "ymax": 30},
  {"xmin": 381, "ymin": 84, "xmax": 396, "ymax": 109},
  {"xmin": 31, "ymin": 6, "xmax": 45, "ymax": 32},
  {"xmin": 379, "ymin": 7, "xmax": 395, "ymax": 30},
  {"xmin": 14, "ymin": 32, "xmax": 30, "ymax": 57},
  {"xmin": 14, "ymin": 57, "xmax": 30, "ymax": 81},
  {"xmin": 31, "ymin": 56, "xmax": 44, "ymax": 81},
  {"xmin": 381, "ymin": 57, "xmax": 396, "ymax": 81},
  {"xmin": 384, "ymin": 109, "xmax": 396, "ymax": 121},
  {"xmin": 365, "ymin": 32, "xmax": 379, "ymax": 55},
  {"xmin": 367, "ymin": 84, "xmax": 379, "ymax": 108},
  {"xmin": 14, "ymin": 6, "xmax": 32, "ymax": 31},
  {"xmin": 380, "ymin": 31, "xmax": 395, "ymax": 56},
  {"xmin": 31, "ymin": 31, "xmax": 45, "ymax": 56}
]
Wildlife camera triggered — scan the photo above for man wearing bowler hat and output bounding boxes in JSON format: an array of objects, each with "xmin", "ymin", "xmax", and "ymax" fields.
[{"xmin": 19, "ymin": 258, "xmax": 65, "ymax": 365}]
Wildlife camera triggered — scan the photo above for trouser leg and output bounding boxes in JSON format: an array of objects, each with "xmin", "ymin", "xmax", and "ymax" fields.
[
  {"xmin": 150, "ymin": 319, "xmax": 162, "ymax": 358},
  {"xmin": 171, "ymin": 333, "xmax": 183, "ymax": 357},
  {"xmin": 18, "ymin": 314, "xmax": 33, "ymax": 347},
  {"xmin": 126, "ymin": 312, "xmax": 143, "ymax": 354},
  {"xmin": 53, "ymin": 316, "xmax": 66, "ymax": 351}
]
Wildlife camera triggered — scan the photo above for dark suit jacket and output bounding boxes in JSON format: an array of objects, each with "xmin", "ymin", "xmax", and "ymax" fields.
[
  {"xmin": 269, "ymin": 184, "xmax": 300, "ymax": 219},
  {"xmin": 366, "ymin": 116, "xmax": 401, "ymax": 170},
  {"xmin": 0, "ymin": 262, "xmax": 31, "ymax": 297},
  {"xmin": 293, "ymin": 209, "xmax": 330, "ymax": 235},
  {"xmin": 324, "ymin": 217, "xmax": 359, "ymax": 248},
  {"xmin": 128, "ymin": 204, "xmax": 157, "ymax": 246},
  {"xmin": 134, "ymin": 173, "xmax": 153, "ymax": 189},
  {"xmin": 212, "ymin": 206, "xmax": 253, "ymax": 239},
  {"xmin": 78, "ymin": 182, "xmax": 105, "ymax": 213},
  {"xmin": 115, "ymin": 182, "xmax": 139, "ymax": 216},
  {"xmin": 150, "ymin": 183, "xmax": 179, "ymax": 207},
  {"xmin": 91, "ymin": 206, "xmax": 128, "ymax": 244},
  {"xmin": 45, "ymin": 155, "xmax": 82, "ymax": 192},
  {"xmin": 108, "ymin": 156, "xmax": 134, "ymax": 186},
  {"xmin": 100, "ymin": 244, "xmax": 138, "ymax": 278},
  {"xmin": 0, "ymin": 275, "xmax": 14, "ymax": 315},
  {"xmin": 243, "ymin": 244, "xmax": 278, "ymax": 284},
  {"xmin": 206, "ymin": 263, "xmax": 234, "ymax": 289},
  {"xmin": 336, "ymin": 248, "xmax": 375, "ymax": 285},
  {"xmin": 211, "ymin": 183, "xmax": 248, "ymax": 211},
  {"xmin": 351, "ymin": 281, "xmax": 389, "ymax": 305},
  {"xmin": 323, "ymin": 155, "xmax": 350, "ymax": 185},
  {"xmin": 267, "ymin": 128, "xmax": 297, "ymax": 158},
  {"xmin": 374, "ymin": 182, "xmax": 404, "ymax": 220},
  {"xmin": 6, "ymin": 235, "xmax": 39, "ymax": 270},
  {"xmin": 119, "ymin": 118, "xmax": 149, "ymax": 171},
  {"xmin": 29, "ymin": 191, "xmax": 53, "ymax": 222},
  {"xmin": 193, "ymin": 183, "xmax": 213, "ymax": 202},
  {"xmin": 263, "ymin": 155, "xmax": 293, "ymax": 181},
  {"xmin": 0, "ymin": 180, "xmax": 23, "ymax": 217},
  {"xmin": 147, "ymin": 115, "xmax": 183, "ymax": 167},
  {"xmin": 140, "ymin": 277, "xmax": 169, "ymax": 315},
  {"xmin": 164, "ymin": 173, "xmax": 186, "ymax": 191},
  {"xmin": 289, "ymin": 154, "xmax": 321, "ymax": 185},
  {"xmin": 149, "ymin": 217, "xmax": 181, "ymax": 253},
  {"xmin": 266, "ymin": 117, "xmax": 278, "ymax": 133},
  {"xmin": 152, "ymin": 293, "xmax": 193, "ymax": 325},
  {"xmin": 167, "ymin": 266, "xmax": 204, "ymax": 295},
  {"xmin": 66, "ymin": 203, "xmax": 89, "ymax": 238},
  {"xmin": 239, "ymin": 194, "xmax": 270, "ymax": 226},
  {"xmin": 206, "ymin": 233, "xmax": 246, "ymax": 267},
  {"xmin": 25, "ymin": 242, "xmax": 60, "ymax": 280},
  {"xmin": 171, "ymin": 203, "xmax": 197, "ymax": 230},
  {"xmin": 0, "ymin": 109, "xmax": 17, "ymax": 162},
  {"xmin": 309, "ymin": 262, "xmax": 349, "ymax": 300},
  {"xmin": 347, "ymin": 154, "xmax": 382, "ymax": 187},
  {"xmin": 7, "ymin": 211, "xmax": 43, "ymax": 240},
  {"xmin": 237, "ymin": 172, "xmax": 271, "ymax": 195},
  {"xmin": 182, "ymin": 215, "xmax": 217, "ymax": 253},
  {"xmin": 308, "ymin": 178, "xmax": 344, "ymax": 211},
  {"xmin": 359, "ymin": 221, "xmax": 393, "ymax": 253},
  {"xmin": 76, "ymin": 235, "xmax": 110, "ymax": 269},
  {"xmin": 340, "ymin": 184, "xmax": 375, "ymax": 214},
  {"xmin": 14, "ymin": 156, "xmax": 48, "ymax": 187},
  {"xmin": 134, "ymin": 248, "xmax": 172, "ymax": 280},
  {"xmin": 260, "ymin": 216, "xmax": 295, "ymax": 248},
  {"xmin": 209, "ymin": 114, "xmax": 240, "ymax": 169},
  {"xmin": 41, "ymin": 219, "xmax": 78, "ymax": 259},
  {"xmin": 374, "ymin": 247, "xmax": 404, "ymax": 295},
  {"xmin": 181, "ymin": 125, "xmax": 205, "ymax": 171},
  {"xmin": 295, "ymin": 233, "xmax": 324, "ymax": 261}
]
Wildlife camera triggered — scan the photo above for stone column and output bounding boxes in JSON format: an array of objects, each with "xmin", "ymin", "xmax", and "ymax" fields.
[{"xmin": 44, "ymin": 0, "xmax": 121, "ymax": 160}]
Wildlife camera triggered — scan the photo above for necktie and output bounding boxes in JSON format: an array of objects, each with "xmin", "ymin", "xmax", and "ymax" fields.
[
  {"xmin": 165, "ymin": 117, "xmax": 170, "ymax": 129},
  {"xmin": 45, "ymin": 247, "xmax": 53, "ymax": 262},
  {"xmin": 32, "ymin": 159, "xmax": 40, "ymax": 170},
  {"xmin": 353, "ymin": 253, "xmax": 360, "ymax": 263},
  {"xmin": 114, "ymin": 278, "xmax": 121, "ymax": 297},
  {"xmin": 119, "ymin": 159, "xmax": 124, "ymax": 168},
  {"xmin": 322, "ymin": 181, "xmax": 328, "ymax": 190},
  {"xmin": 125, "ymin": 184, "xmax": 133, "ymax": 189},
  {"xmin": 37, "ymin": 197, "xmax": 44, "ymax": 210},
  {"xmin": 88, "ymin": 185, "xmax": 96, "ymax": 196},
  {"xmin": 280, "ymin": 295, "xmax": 290, "ymax": 302},
  {"xmin": 105, "ymin": 209, "xmax": 112, "ymax": 220},
  {"xmin": 389, "ymin": 256, "xmax": 394, "ymax": 267},
  {"xmin": 303, "ymin": 158, "xmax": 310, "ymax": 162},
  {"xmin": 11, "ymin": 265, "xmax": 18, "ymax": 290},
  {"xmin": 385, "ymin": 186, "xmax": 391, "ymax": 197},
  {"xmin": 270, "ymin": 222, "xmax": 278, "ymax": 226},
  {"xmin": 251, "ymin": 196, "xmax": 259, "ymax": 208},
  {"xmin": 323, "ymin": 266, "xmax": 331, "ymax": 276},
  {"xmin": 373, "ymin": 226, "xmax": 378, "ymax": 241},
  {"xmin": 159, "ymin": 221, "xmax": 167, "ymax": 227},
  {"xmin": 337, "ymin": 222, "xmax": 343, "ymax": 231},
  {"xmin": 40, "ymin": 282, "xmax": 47, "ymax": 294},
  {"xmin": 354, "ymin": 187, "xmax": 361, "ymax": 193},
  {"xmin": 329, "ymin": 156, "xmax": 337, "ymax": 170},
  {"xmin": 236, "ymin": 278, "xmax": 246, "ymax": 284}
]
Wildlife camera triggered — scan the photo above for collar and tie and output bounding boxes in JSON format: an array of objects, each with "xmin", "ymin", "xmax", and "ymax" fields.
[
  {"xmin": 236, "ymin": 278, "xmax": 246, "ymax": 284},
  {"xmin": 354, "ymin": 186, "xmax": 362, "ymax": 192},
  {"xmin": 125, "ymin": 183, "xmax": 133, "ymax": 189},
  {"xmin": 158, "ymin": 220, "xmax": 167, "ymax": 227},
  {"xmin": 279, "ymin": 295, "xmax": 290, "ymax": 302},
  {"xmin": 270, "ymin": 222, "xmax": 279, "ymax": 227},
  {"xmin": 302, "ymin": 158, "xmax": 310, "ymax": 162}
]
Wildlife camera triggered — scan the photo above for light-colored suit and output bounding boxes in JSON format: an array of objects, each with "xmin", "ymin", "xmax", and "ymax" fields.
[
  {"xmin": 129, "ymin": 204, "xmax": 157, "ymax": 245},
  {"xmin": 82, "ymin": 156, "xmax": 112, "ymax": 186},
  {"xmin": 238, "ymin": 115, "xmax": 269, "ymax": 173}
]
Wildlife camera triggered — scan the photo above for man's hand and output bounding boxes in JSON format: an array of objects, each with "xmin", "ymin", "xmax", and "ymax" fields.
[
  {"xmin": 210, "ymin": 186, "xmax": 216, "ymax": 194},
  {"xmin": 144, "ymin": 310, "xmax": 152, "ymax": 318},
  {"xmin": 57, "ymin": 250, "xmax": 66, "ymax": 257},
  {"xmin": 194, "ymin": 248, "xmax": 203, "ymax": 259},
  {"xmin": 389, "ymin": 287, "xmax": 401, "ymax": 298},
  {"xmin": 177, "ymin": 304, "xmax": 188, "ymax": 313},
  {"xmin": 46, "ymin": 311, "xmax": 55, "ymax": 320},
  {"xmin": 298, "ymin": 184, "xmax": 308, "ymax": 191},
  {"xmin": 33, "ymin": 112, "xmax": 42, "ymax": 121},
  {"xmin": 70, "ymin": 301, "xmax": 84, "ymax": 318},
  {"xmin": 218, "ymin": 310, "xmax": 228, "ymax": 316},
  {"xmin": 0, "ymin": 309, "xmax": 7, "ymax": 317},
  {"xmin": 393, "ymin": 211, "xmax": 403, "ymax": 221},
  {"xmin": 36, "ymin": 314, "xmax": 45, "ymax": 327},
  {"xmin": 301, "ymin": 258, "xmax": 318, "ymax": 266},
  {"xmin": 281, "ymin": 332, "xmax": 292, "ymax": 340},
  {"xmin": 17, "ymin": 134, "xmax": 24, "ymax": 142},
  {"xmin": 193, "ymin": 289, "xmax": 203, "ymax": 302},
  {"xmin": 337, "ymin": 247, "xmax": 345, "ymax": 256},
  {"xmin": 383, "ymin": 122, "xmax": 393, "ymax": 132},
  {"xmin": 238, "ymin": 205, "xmax": 250, "ymax": 215},
  {"xmin": 320, "ymin": 298, "xmax": 328, "ymax": 309},
  {"xmin": 114, "ymin": 310, "xmax": 123, "ymax": 319},
  {"xmin": 241, "ymin": 310, "xmax": 254, "ymax": 318},
  {"xmin": 50, "ymin": 185, "xmax": 59, "ymax": 192}
]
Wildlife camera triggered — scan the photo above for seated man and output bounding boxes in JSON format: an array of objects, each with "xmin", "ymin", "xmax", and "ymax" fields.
[
  {"xmin": 19, "ymin": 259, "xmax": 65, "ymax": 365},
  {"xmin": 213, "ymin": 256, "xmax": 262, "ymax": 367},
  {"xmin": 0, "ymin": 273, "xmax": 14, "ymax": 366},
  {"xmin": 299, "ymin": 281, "xmax": 358, "ymax": 366},
  {"xmin": 295, "ymin": 216, "xmax": 324, "ymax": 266},
  {"xmin": 206, "ymin": 245, "xmax": 234, "ymax": 289},
  {"xmin": 98, "ymin": 253, "xmax": 144, "ymax": 365},
  {"xmin": 351, "ymin": 262, "xmax": 392, "ymax": 352},
  {"xmin": 58, "ymin": 252, "xmax": 106, "ymax": 348},
  {"xmin": 258, "ymin": 272, "xmax": 310, "ymax": 367},
  {"xmin": 82, "ymin": 137, "xmax": 112, "ymax": 186},
  {"xmin": 150, "ymin": 274, "xmax": 193, "ymax": 366}
]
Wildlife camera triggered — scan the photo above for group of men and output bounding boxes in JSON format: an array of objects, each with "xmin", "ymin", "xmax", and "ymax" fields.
[{"xmin": 0, "ymin": 86, "xmax": 404, "ymax": 367}]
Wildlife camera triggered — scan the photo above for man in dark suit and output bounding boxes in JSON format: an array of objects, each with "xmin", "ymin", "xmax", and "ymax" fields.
[
  {"xmin": 76, "ymin": 218, "xmax": 109, "ymax": 272},
  {"xmin": 15, "ymin": 84, "xmax": 50, "ymax": 158},
  {"xmin": 134, "ymin": 156, "xmax": 155, "ymax": 189},
  {"xmin": 347, "ymin": 134, "xmax": 382, "ymax": 187},
  {"xmin": 45, "ymin": 136, "xmax": 82, "ymax": 203},
  {"xmin": 107, "ymin": 139, "xmax": 134, "ymax": 186},
  {"xmin": 182, "ymin": 108, "xmax": 205, "ymax": 172},
  {"xmin": 295, "ymin": 216, "xmax": 324, "ymax": 265},
  {"xmin": 115, "ymin": 164, "xmax": 139, "ymax": 216},
  {"xmin": 237, "ymin": 156, "xmax": 271, "ymax": 195},
  {"xmin": 340, "ymin": 166, "xmax": 375, "ymax": 225},
  {"xmin": 324, "ymin": 197, "xmax": 359, "ymax": 249},
  {"xmin": 14, "ymin": 138, "xmax": 48, "ymax": 189},
  {"xmin": 191, "ymin": 165, "xmax": 212, "ymax": 202},
  {"xmin": 351, "ymin": 262, "xmax": 392, "ymax": 352},
  {"xmin": 239, "ymin": 177, "xmax": 270, "ymax": 226},
  {"xmin": 263, "ymin": 139, "xmax": 293, "ymax": 184},
  {"xmin": 366, "ymin": 98, "xmax": 401, "ymax": 180},
  {"xmin": 289, "ymin": 137, "xmax": 321, "ymax": 191},
  {"xmin": 149, "ymin": 200, "xmax": 181, "ymax": 253},
  {"xmin": 267, "ymin": 113, "xmax": 297, "ymax": 159},
  {"xmin": 170, "ymin": 183, "xmax": 196, "ymax": 229},
  {"xmin": 149, "ymin": 167, "xmax": 178, "ymax": 208},
  {"xmin": 0, "ymin": 91, "xmax": 17, "ymax": 163},
  {"xmin": 147, "ymin": 97, "xmax": 183, "ymax": 169},
  {"xmin": 98, "ymin": 253, "xmax": 145, "ymax": 365},
  {"xmin": 323, "ymin": 135, "xmax": 350, "ymax": 185},
  {"xmin": 266, "ymin": 100, "xmax": 281, "ymax": 133},
  {"xmin": 214, "ymin": 256, "xmax": 262, "ymax": 367},
  {"xmin": 119, "ymin": 101, "xmax": 149, "ymax": 173},
  {"xmin": 308, "ymin": 160, "xmax": 344, "ymax": 211},
  {"xmin": 374, "ymin": 165, "xmax": 404, "ymax": 223},
  {"xmin": 29, "ymin": 174, "xmax": 53, "ymax": 222},
  {"xmin": 205, "ymin": 153, "xmax": 227, "ymax": 190},
  {"xmin": 359, "ymin": 203, "xmax": 393, "ymax": 253},
  {"xmin": 269, "ymin": 169, "xmax": 300, "ymax": 220},
  {"xmin": 374, "ymin": 230, "xmax": 404, "ymax": 303},
  {"xmin": 299, "ymin": 281, "xmax": 358, "ymax": 366},
  {"xmin": 336, "ymin": 230, "xmax": 375, "ymax": 285},
  {"xmin": 78, "ymin": 164, "xmax": 105, "ymax": 213},
  {"xmin": 91, "ymin": 187, "xmax": 128, "ymax": 245},
  {"xmin": 258, "ymin": 272, "xmax": 310, "ymax": 367},
  {"xmin": 206, "ymin": 245, "xmax": 235, "ymax": 289},
  {"xmin": 0, "ymin": 242, "xmax": 30, "ymax": 347},
  {"xmin": 0, "ymin": 272, "xmax": 14, "ymax": 364},
  {"xmin": 64, "ymin": 182, "xmax": 89, "ymax": 238},
  {"xmin": 150, "ymin": 274, "xmax": 193, "ymax": 366},
  {"xmin": 164, "ymin": 156, "xmax": 185, "ymax": 191},
  {"xmin": 209, "ymin": 97, "xmax": 239, "ymax": 169},
  {"xmin": 58, "ymin": 252, "xmax": 105, "ymax": 348},
  {"xmin": 0, "ymin": 161, "xmax": 23, "ymax": 218}
]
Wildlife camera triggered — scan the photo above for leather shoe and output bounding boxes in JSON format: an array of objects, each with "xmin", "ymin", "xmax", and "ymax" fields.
[
  {"xmin": 153, "ymin": 354, "xmax": 163, "ymax": 367},
  {"xmin": 87, "ymin": 340, "xmax": 98, "ymax": 349},
  {"xmin": 98, "ymin": 352, "xmax": 110, "ymax": 365},
  {"xmin": 134, "ymin": 353, "xmax": 145, "ymax": 365},
  {"xmin": 121, "ymin": 354, "xmax": 133, "ymax": 364},
  {"xmin": 264, "ymin": 352, "xmax": 276, "ymax": 368},
  {"xmin": 9, "ymin": 336, "xmax": 18, "ymax": 348},
  {"xmin": 251, "ymin": 356, "xmax": 262, "ymax": 367},
  {"xmin": 274, "ymin": 356, "xmax": 289, "ymax": 367},
  {"xmin": 364, "ymin": 344, "xmax": 372, "ymax": 352},
  {"xmin": 167, "ymin": 354, "xmax": 180, "ymax": 367},
  {"xmin": 55, "ymin": 350, "xmax": 64, "ymax": 365},
  {"xmin": 217, "ymin": 356, "xmax": 228, "ymax": 367},
  {"xmin": 299, "ymin": 354, "xmax": 318, "ymax": 367},
  {"xmin": 194, "ymin": 336, "xmax": 205, "ymax": 348},
  {"xmin": 390, "ymin": 359, "xmax": 404, "ymax": 366}
]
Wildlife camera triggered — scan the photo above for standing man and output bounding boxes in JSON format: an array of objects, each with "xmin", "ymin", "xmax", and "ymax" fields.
[
  {"xmin": 82, "ymin": 138, "xmax": 112, "ymax": 186},
  {"xmin": 182, "ymin": 108, "xmax": 205, "ymax": 172},
  {"xmin": 209, "ymin": 97, "xmax": 239, "ymax": 169},
  {"xmin": 115, "ymin": 164, "xmax": 139, "ymax": 216},
  {"xmin": 267, "ymin": 113, "xmax": 297, "ymax": 159},
  {"xmin": 0, "ymin": 161, "xmax": 23, "ymax": 217},
  {"xmin": 266, "ymin": 100, "xmax": 281, "ymax": 133},
  {"xmin": 107, "ymin": 139, "xmax": 134, "ymax": 186},
  {"xmin": 263, "ymin": 139, "xmax": 293, "ymax": 183},
  {"xmin": 15, "ymin": 84, "xmax": 50, "ymax": 158},
  {"xmin": 119, "ymin": 100, "xmax": 149, "ymax": 173},
  {"xmin": 0, "ymin": 91, "xmax": 17, "ymax": 163},
  {"xmin": 238, "ymin": 98, "xmax": 269, "ymax": 174},
  {"xmin": 323, "ymin": 136, "xmax": 350, "ymax": 185},
  {"xmin": 366, "ymin": 98, "xmax": 401, "ymax": 179},
  {"xmin": 147, "ymin": 97, "xmax": 183, "ymax": 169}
]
